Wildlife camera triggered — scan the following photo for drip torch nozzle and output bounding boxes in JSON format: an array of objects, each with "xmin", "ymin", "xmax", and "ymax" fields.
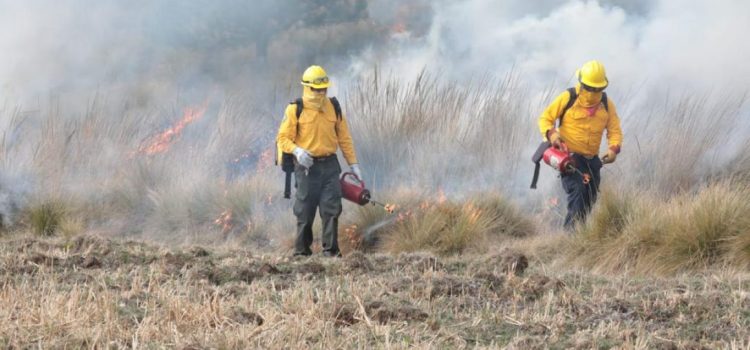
[{"xmin": 565, "ymin": 164, "xmax": 591, "ymax": 185}]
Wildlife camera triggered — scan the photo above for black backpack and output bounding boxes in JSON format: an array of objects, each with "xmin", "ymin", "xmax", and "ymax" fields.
[
  {"xmin": 530, "ymin": 88, "xmax": 609, "ymax": 189},
  {"xmin": 277, "ymin": 97, "xmax": 342, "ymax": 198}
]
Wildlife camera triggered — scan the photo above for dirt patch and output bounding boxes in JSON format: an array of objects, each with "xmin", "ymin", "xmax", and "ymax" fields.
[
  {"xmin": 185, "ymin": 263, "xmax": 259, "ymax": 285},
  {"xmin": 507, "ymin": 274, "xmax": 565, "ymax": 300},
  {"xmin": 117, "ymin": 291, "xmax": 150, "ymax": 325},
  {"xmin": 269, "ymin": 277, "xmax": 294, "ymax": 291},
  {"xmin": 79, "ymin": 255, "xmax": 102, "ymax": 269},
  {"xmin": 220, "ymin": 282, "xmax": 250, "ymax": 298},
  {"xmin": 227, "ymin": 306, "xmax": 263, "ymax": 326},
  {"xmin": 158, "ymin": 251, "xmax": 195, "ymax": 275},
  {"xmin": 231, "ymin": 267, "xmax": 261, "ymax": 284},
  {"xmin": 13, "ymin": 237, "xmax": 54, "ymax": 253},
  {"xmin": 396, "ymin": 253, "xmax": 444, "ymax": 272},
  {"xmin": 258, "ymin": 263, "xmax": 281, "ymax": 275},
  {"xmin": 607, "ymin": 298, "xmax": 633, "ymax": 314},
  {"xmin": 68, "ymin": 235, "xmax": 111, "ymax": 255},
  {"xmin": 365, "ymin": 300, "xmax": 428, "ymax": 324},
  {"xmin": 482, "ymin": 249, "xmax": 528, "ymax": 276},
  {"xmin": 391, "ymin": 276, "xmax": 482, "ymax": 299},
  {"xmin": 60, "ymin": 271, "xmax": 97, "ymax": 285},
  {"xmin": 427, "ymin": 276, "xmax": 481, "ymax": 298},
  {"xmin": 332, "ymin": 304, "xmax": 358, "ymax": 326},
  {"xmin": 473, "ymin": 272, "xmax": 506, "ymax": 291},
  {"xmin": 24, "ymin": 252, "xmax": 60, "ymax": 266},
  {"xmin": 388, "ymin": 277, "xmax": 417, "ymax": 293},
  {"xmin": 343, "ymin": 251, "xmax": 373, "ymax": 272},
  {"xmin": 187, "ymin": 246, "xmax": 210, "ymax": 257},
  {"xmin": 296, "ymin": 262, "xmax": 326, "ymax": 275}
]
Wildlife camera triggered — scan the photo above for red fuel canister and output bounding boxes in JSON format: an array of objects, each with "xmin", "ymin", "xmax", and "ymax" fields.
[{"xmin": 340, "ymin": 172, "xmax": 371, "ymax": 205}]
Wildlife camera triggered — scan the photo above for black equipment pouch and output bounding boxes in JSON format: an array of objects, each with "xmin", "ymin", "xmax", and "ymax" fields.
[
  {"xmin": 281, "ymin": 153, "xmax": 295, "ymax": 199},
  {"xmin": 530, "ymin": 141, "xmax": 551, "ymax": 189}
]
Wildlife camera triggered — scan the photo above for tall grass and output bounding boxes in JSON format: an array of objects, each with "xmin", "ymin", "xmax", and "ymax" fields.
[
  {"xmin": 342, "ymin": 191, "xmax": 535, "ymax": 255},
  {"xmin": 344, "ymin": 70, "xmax": 537, "ymax": 193},
  {"xmin": 567, "ymin": 181, "xmax": 750, "ymax": 274},
  {"xmin": 0, "ymin": 70, "xmax": 748, "ymax": 268}
]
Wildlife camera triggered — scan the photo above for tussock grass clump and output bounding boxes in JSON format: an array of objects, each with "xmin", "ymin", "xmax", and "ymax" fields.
[
  {"xmin": 25, "ymin": 200, "xmax": 69, "ymax": 236},
  {"xmin": 567, "ymin": 182, "xmax": 750, "ymax": 274},
  {"xmin": 345, "ymin": 193, "xmax": 535, "ymax": 256}
]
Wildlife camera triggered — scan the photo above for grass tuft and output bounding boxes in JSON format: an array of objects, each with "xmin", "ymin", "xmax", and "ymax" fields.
[
  {"xmin": 26, "ymin": 200, "xmax": 68, "ymax": 236},
  {"xmin": 345, "ymin": 192, "xmax": 535, "ymax": 256},
  {"xmin": 566, "ymin": 182, "xmax": 750, "ymax": 274}
]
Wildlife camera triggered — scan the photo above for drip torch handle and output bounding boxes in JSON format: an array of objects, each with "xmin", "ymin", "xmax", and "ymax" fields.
[{"xmin": 341, "ymin": 172, "xmax": 365, "ymax": 188}]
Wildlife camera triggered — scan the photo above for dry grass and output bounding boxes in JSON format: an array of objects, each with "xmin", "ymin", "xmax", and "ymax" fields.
[
  {"xmin": 0, "ymin": 233, "xmax": 748, "ymax": 348},
  {"xmin": 566, "ymin": 181, "xmax": 750, "ymax": 275},
  {"xmin": 341, "ymin": 191, "xmax": 535, "ymax": 256}
]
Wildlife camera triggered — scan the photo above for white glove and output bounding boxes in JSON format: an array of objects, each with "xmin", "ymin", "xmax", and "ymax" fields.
[
  {"xmin": 293, "ymin": 147, "xmax": 313, "ymax": 168},
  {"xmin": 351, "ymin": 164, "xmax": 363, "ymax": 181}
]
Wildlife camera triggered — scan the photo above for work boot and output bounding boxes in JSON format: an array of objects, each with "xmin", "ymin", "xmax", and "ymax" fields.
[
  {"xmin": 292, "ymin": 251, "xmax": 312, "ymax": 258},
  {"xmin": 322, "ymin": 250, "xmax": 342, "ymax": 258}
]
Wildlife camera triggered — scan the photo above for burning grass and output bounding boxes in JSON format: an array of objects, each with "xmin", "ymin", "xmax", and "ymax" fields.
[{"xmin": 342, "ymin": 191, "xmax": 535, "ymax": 256}]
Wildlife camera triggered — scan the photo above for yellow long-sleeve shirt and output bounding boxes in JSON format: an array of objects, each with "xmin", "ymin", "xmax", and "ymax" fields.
[
  {"xmin": 538, "ymin": 87, "xmax": 623, "ymax": 157},
  {"xmin": 276, "ymin": 98, "xmax": 358, "ymax": 165}
]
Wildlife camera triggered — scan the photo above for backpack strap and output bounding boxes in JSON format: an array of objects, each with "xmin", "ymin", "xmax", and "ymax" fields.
[
  {"xmin": 329, "ymin": 97, "xmax": 342, "ymax": 120},
  {"xmin": 558, "ymin": 88, "xmax": 609, "ymax": 126},
  {"xmin": 291, "ymin": 97, "xmax": 342, "ymax": 120},
  {"xmin": 558, "ymin": 87, "xmax": 578, "ymax": 127},
  {"xmin": 292, "ymin": 98, "xmax": 303, "ymax": 119}
]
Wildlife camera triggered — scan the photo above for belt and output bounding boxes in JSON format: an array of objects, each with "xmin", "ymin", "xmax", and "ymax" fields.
[
  {"xmin": 572, "ymin": 153, "xmax": 596, "ymax": 160},
  {"xmin": 312, "ymin": 154, "xmax": 337, "ymax": 162}
]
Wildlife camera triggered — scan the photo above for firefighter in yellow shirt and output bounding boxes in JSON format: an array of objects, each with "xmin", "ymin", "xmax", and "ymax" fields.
[
  {"xmin": 538, "ymin": 60, "xmax": 623, "ymax": 229},
  {"xmin": 277, "ymin": 65, "xmax": 361, "ymax": 257}
]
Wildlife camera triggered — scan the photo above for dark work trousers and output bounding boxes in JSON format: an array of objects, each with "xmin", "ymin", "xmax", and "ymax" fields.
[
  {"xmin": 561, "ymin": 154, "xmax": 602, "ymax": 230},
  {"xmin": 293, "ymin": 155, "xmax": 343, "ymax": 256}
]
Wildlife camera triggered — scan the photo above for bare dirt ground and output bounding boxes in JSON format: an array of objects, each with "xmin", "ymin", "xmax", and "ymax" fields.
[{"xmin": 1, "ymin": 234, "xmax": 748, "ymax": 349}]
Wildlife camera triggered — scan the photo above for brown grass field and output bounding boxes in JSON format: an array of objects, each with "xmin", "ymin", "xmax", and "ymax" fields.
[{"xmin": 1, "ymin": 231, "xmax": 748, "ymax": 349}]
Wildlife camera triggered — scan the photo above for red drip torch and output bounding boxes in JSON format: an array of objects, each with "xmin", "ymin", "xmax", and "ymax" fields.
[
  {"xmin": 542, "ymin": 145, "xmax": 575, "ymax": 174},
  {"xmin": 340, "ymin": 172, "xmax": 393, "ymax": 211},
  {"xmin": 543, "ymin": 144, "xmax": 591, "ymax": 185}
]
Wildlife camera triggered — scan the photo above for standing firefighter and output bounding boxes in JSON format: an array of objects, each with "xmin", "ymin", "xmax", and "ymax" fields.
[
  {"xmin": 276, "ymin": 65, "xmax": 362, "ymax": 257},
  {"xmin": 538, "ymin": 60, "xmax": 623, "ymax": 229}
]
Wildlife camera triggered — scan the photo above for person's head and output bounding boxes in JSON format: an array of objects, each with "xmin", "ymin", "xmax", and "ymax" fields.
[
  {"xmin": 577, "ymin": 60, "xmax": 608, "ymax": 93},
  {"xmin": 301, "ymin": 65, "xmax": 331, "ymax": 94},
  {"xmin": 300, "ymin": 65, "xmax": 330, "ymax": 109}
]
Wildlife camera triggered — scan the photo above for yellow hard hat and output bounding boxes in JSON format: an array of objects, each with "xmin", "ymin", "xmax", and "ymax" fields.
[
  {"xmin": 577, "ymin": 60, "xmax": 608, "ymax": 89},
  {"xmin": 301, "ymin": 65, "xmax": 331, "ymax": 89}
]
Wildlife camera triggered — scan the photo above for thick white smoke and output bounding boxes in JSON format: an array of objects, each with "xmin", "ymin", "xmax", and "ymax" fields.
[{"xmin": 354, "ymin": 0, "xmax": 750, "ymax": 97}]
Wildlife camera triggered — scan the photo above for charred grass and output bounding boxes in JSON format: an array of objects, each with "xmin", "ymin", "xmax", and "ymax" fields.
[{"xmin": 1, "ymin": 233, "xmax": 748, "ymax": 348}]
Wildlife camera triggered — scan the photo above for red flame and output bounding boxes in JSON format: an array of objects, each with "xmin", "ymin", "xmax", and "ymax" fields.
[
  {"xmin": 137, "ymin": 102, "xmax": 208, "ymax": 156},
  {"xmin": 214, "ymin": 209, "xmax": 234, "ymax": 235}
]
